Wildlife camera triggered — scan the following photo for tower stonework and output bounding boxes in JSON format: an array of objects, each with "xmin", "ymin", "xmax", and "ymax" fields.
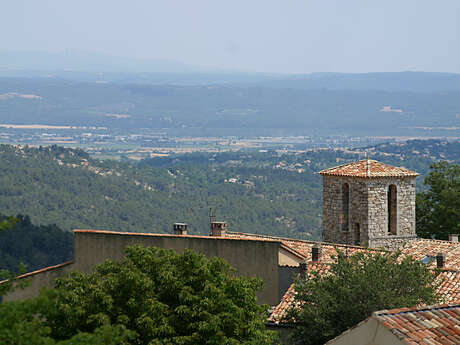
[{"xmin": 320, "ymin": 159, "xmax": 418, "ymax": 250}]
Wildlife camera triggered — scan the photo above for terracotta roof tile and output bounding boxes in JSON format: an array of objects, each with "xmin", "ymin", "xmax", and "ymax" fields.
[
  {"xmin": 225, "ymin": 230, "xmax": 385, "ymax": 262},
  {"xmin": 224, "ymin": 232, "xmax": 460, "ymax": 326},
  {"xmin": 319, "ymin": 159, "xmax": 419, "ymax": 178},
  {"xmin": 400, "ymin": 239, "xmax": 460, "ymax": 271},
  {"xmin": 268, "ymin": 262, "xmax": 331, "ymax": 324},
  {"xmin": 375, "ymin": 304, "xmax": 460, "ymax": 345}
]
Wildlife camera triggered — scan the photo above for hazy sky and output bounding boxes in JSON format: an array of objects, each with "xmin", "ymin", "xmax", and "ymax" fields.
[{"xmin": 2, "ymin": 0, "xmax": 460, "ymax": 73}]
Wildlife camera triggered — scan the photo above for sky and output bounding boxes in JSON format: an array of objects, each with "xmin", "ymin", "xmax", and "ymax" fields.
[{"xmin": 2, "ymin": 0, "xmax": 460, "ymax": 74}]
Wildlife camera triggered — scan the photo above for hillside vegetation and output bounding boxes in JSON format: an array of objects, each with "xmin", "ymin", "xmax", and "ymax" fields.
[
  {"xmin": 0, "ymin": 141, "xmax": 458, "ymax": 240},
  {"xmin": 0, "ymin": 214, "xmax": 73, "ymax": 273}
]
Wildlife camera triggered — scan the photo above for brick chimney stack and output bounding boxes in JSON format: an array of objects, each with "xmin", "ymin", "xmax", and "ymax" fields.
[
  {"xmin": 312, "ymin": 244, "xmax": 322, "ymax": 262},
  {"xmin": 449, "ymin": 234, "xmax": 459, "ymax": 243},
  {"xmin": 173, "ymin": 223, "xmax": 188, "ymax": 235},
  {"xmin": 436, "ymin": 253, "xmax": 445, "ymax": 269},
  {"xmin": 210, "ymin": 221, "xmax": 227, "ymax": 237}
]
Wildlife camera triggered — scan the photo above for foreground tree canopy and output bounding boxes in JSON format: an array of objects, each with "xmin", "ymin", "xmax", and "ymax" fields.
[
  {"xmin": 0, "ymin": 245, "xmax": 277, "ymax": 345},
  {"xmin": 416, "ymin": 161, "xmax": 460, "ymax": 240},
  {"xmin": 287, "ymin": 251, "xmax": 440, "ymax": 345}
]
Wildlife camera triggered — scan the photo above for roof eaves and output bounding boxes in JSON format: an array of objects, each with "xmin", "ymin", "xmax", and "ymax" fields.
[
  {"xmin": 0, "ymin": 260, "xmax": 74, "ymax": 284},
  {"xmin": 280, "ymin": 243, "xmax": 307, "ymax": 260}
]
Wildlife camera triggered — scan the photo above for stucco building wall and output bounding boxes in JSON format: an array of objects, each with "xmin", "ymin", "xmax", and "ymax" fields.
[
  {"xmin": 3, "ymin": 261, "xmax": 74, "ymax": 302},
  {"xmin": 4, "ymin": 231, "xmax": 284, "ymax": 306}
]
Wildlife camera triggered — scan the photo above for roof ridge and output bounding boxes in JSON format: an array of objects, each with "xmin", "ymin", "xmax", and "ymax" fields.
[
  {"xmin": 226, "ymin": 230, "xmax": 385, "ymax": 251},
  {"xmin": 375, "ymin": 303, "xmax": 460, "ymax": 317},
  {"xmin": 318, "ymin": 160, "xmax": 362, "ymax": 174},
  {"xmin": 412, "ymin": 238, "xmax": 460, "ymax": 244},
  {"xmin": 0, "ymin": 260, "xmax": 74, "ymax": 284},
  {"xmin": 319, "ymin": 159, "xmax": 419, "ymax": 178}
]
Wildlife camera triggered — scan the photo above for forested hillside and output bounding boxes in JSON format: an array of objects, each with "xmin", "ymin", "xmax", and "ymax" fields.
[
  {"xmin": 0, "ymin": 144, "xmax": 322, "ymax": 238},
  {"xmin": 0, "ymin": 215, "xmax": 73, "ymax": 273},
  {"xmin": 0, "ymin": 141, "xmax": 458, "ymax": 240}
]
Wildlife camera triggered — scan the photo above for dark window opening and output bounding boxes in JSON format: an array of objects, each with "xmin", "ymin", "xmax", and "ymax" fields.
[
  {"xmin": 388, "ymin": 185, "xmax": 397, "ymax": 235},
  {"xmin": 342, "ymin": 183, "xmax": 349, "ymax": 232},
  {"xmin": 355, "ymin": 223, "xmax": 360, "ymax": 245}
]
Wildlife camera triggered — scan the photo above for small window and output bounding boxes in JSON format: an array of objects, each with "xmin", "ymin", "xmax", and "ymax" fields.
[
  {"xmin": 420, "ymin": 255, "xmax": 435, "ymax": 265},
  {"xmin": 354, "ymin": 223, "xmax": 360, "ymax": 245},
  {"xmin": 388, "ymin": 185, "xmax": 397, "ymax": 235},
  {"xmin": 342, "ymin": 183, "xmax": 349, "ymax": 232}
]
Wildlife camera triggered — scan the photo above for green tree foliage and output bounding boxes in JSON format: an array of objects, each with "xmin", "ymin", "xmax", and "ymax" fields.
[
  {"xmin": 0, "ymin": 216, "xmax": 18, "ymax": 232},
  {"xmin": 0, "ymin": 141, "xmax": 456, "ymax": 241},
  {"xmin": 0, "ymin": 215, "xmax": 73, "ymax": 274},
  {"xmin": 416, "ymin": 162, "xmax": 460, "ymax": 240},
  {"xmin": 0, "ymin": 298, "xmax": 134, "ymax": 345},
  {"xmin": 0, "ymin": 144, "xmax": 323, "ymax": 239},
  {"xmin": 24, "ymin": 245, "xmax": 276, "ymax": 345},
  {"xmin": 287, "ymin": 251, "xmax": 440, "ymax": 345}
]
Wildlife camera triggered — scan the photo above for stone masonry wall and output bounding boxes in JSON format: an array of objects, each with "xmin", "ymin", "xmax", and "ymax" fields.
[
  {"xmin": 322, "ymin": 175, "xmax": 417, "ymax": 248},
  {"xmin": 322, "ymin": 176, "xmax": 368, "ymax": 245},
  {"xmin": 367, "ymin": 177, "xmax": 416, "ymax": 241}
]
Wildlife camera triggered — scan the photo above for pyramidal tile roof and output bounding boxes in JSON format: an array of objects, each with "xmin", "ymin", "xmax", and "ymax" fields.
[{"xmin": 319, "ymin": 159, "xmax": 419, "ymax": 178}]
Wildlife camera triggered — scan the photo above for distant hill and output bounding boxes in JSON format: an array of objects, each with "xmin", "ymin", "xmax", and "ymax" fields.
[
  {"xmin": 0, "ymin": 141, "xmax": 457, "ymax": 241},
  {"xmin": 0, "ymin": 144, "xmax": 323, "ymax": 239},
  {"xmin": 0, "ymin": 77, "xmax": 459, "ymax": 136},
  {"xmin": 0, "ymin": 50, "xmax": 196, "ymax": 74},
  {"xmin": 254, "ymin": 72, "xmax": 460, "ymax": 93},
  {"xmin": 2, "ymin": 52, "xmax": 460, "ymax": 93}
]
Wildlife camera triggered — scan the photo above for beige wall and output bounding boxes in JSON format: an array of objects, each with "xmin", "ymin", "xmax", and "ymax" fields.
[
  {"xmin": 73, "ymin": 231, "xmax": 282, "ymax": 305},
  {"xmin": 3, "ymin": 262, "xmax": 74, "ymax": 302},
  {"xmin": 278, "ymin": 247, "xmax": 302, "ymax": 266},
  {"xmin": 325, "ymin": 317, "xmax": 404, "ymax": 345},
  {"xmin": 4, "ymin": 231, "xmax": 284, "ymax": 305}
]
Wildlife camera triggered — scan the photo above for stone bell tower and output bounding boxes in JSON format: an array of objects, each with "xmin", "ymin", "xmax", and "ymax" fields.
[{"xmin": 319, "ymin": 159, "xmax": 418, "ymax": 250}]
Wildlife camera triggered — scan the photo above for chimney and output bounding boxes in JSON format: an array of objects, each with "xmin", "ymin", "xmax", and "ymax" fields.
[
  {"xmin": 299, "ymin": 260, "xmax": 307, "ymax": 280},
  {"xmin": 173, "ymin": 223, "xmax": 188, "ymax": 235},
  {"xmin": 449, "ymin": 234, "xmax": 459, "ymax": 243},
  {"xmin": 210, "ymin": 221, "xmax": 227, "ymax": 237},
  {"xmin": 436, "ymin": 253, "xmax": 445, "ymax": 269},
  {"xmin": 312, "ymin": 244, "xmax": 322, "ymax": 262}
]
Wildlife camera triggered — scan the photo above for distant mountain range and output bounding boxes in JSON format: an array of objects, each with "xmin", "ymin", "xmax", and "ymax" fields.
[
  {"xmin": 2, "ymin": 51, "xmax": 460, "ymax": 93},
  {"xmin": 0, "ymin": 52, "xmax": 459, "ymax": 136},
  {"xmin": 0, "ymin": 50, "xmax": 197, "ymax": 74}
]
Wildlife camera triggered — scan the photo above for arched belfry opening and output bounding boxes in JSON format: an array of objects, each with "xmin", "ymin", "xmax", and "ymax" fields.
[
  {"xmin": 342, "ymin": 183, "xmax": 349, "ymax": 232},
  {"xmin": 388, "ymin": 184, "xmax": 397, "ymax": 235}
]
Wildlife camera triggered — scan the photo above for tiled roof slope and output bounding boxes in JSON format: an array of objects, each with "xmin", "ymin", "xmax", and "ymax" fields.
[
  {"xmin": 374, "ymin": 304, "xmax": 460, "ymax": 345},
  {"xmin": 319, "ymin": 159, "xmax": 419, "ymax": 178},
  {"xmin": 225, "ymin": 231, "xmax": 384, "ymax": 261},
  {"xmin": 268, "ymin": 262, "xmax": 330, "ymax": 324},
  {"xmin": 269, "ymin": 283, "xmax": 295, "ymax": 324},
  {"xmin": 270, "ymin": 269, "xmax": 460, "ymax": 325},
  {"xmin": 270, "ymin": 238, "xmax": 460, "ymax": 325},
  {"xmin": 438, "ymin": 270, "xmax": 460, "ymax": 304},
  {"xmin": 400, "ymin": 239, "xmax": 460, "ymax": 271}
]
